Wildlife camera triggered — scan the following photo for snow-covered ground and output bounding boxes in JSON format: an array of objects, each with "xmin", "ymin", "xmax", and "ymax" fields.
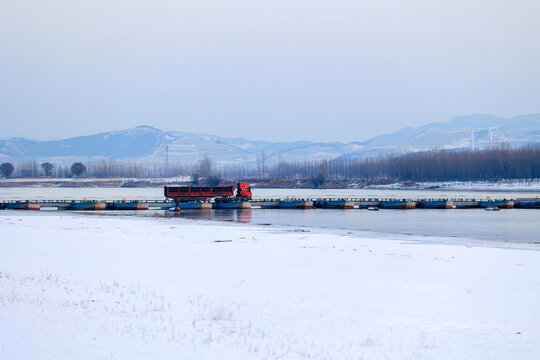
[
  {"xmin": 3, "ymin": 177, "xmax": 540, "ymax": 193},
  {"xmin": 1, "ymin": 214, "xmax": 539, "ymax": 359},
  {"xmin": 369, "ymin": 180, "xmax": 540, "ymax": 191},
  {"xmin": 0, "ymin": 176, "xmax": 192, "ymax": 184}
]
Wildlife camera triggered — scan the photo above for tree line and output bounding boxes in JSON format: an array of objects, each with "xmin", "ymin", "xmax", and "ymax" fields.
[
  {"xmin": 256, "ymin": 146, "xmax": 540, "ymax": 182},
  {"xmin": 1, "ymin": 146, "xmax": 539, "ymax": 182},
  {"xmin": 0, "ymin": 162, "xmax": 87, "ymax": 178}
]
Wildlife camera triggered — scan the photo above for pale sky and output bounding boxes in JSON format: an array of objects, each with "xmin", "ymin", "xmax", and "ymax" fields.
[{"xmin": 1, "ymin": 0, "xmax": 539, "ymax": 142}]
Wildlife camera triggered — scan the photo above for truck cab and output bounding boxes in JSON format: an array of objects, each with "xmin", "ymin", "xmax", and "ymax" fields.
[{"xmin": 236, "ymin": 183, "xmax": 252, "ymax": 200}]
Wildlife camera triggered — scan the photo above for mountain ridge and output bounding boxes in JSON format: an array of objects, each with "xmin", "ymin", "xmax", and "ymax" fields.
[{"xmin": 1, "ymin": 114, "xmax": 539, "ymax": 165}]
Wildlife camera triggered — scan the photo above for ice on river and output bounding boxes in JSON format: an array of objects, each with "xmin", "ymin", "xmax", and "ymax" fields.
[{"xmin": 0, "ymin": 214, "xmax": 539, "ymax": 359}]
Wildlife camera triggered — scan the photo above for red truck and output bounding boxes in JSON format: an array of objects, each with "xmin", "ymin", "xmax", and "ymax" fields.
[{"xmin": 164, "ymin": 183, "xmax": 252, "ymax": 202}]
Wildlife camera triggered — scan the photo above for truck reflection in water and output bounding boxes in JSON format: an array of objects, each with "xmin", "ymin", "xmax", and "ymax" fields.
[{"xmin": 167, "ymin": 208, "xmax": 253, "ymax": 224}]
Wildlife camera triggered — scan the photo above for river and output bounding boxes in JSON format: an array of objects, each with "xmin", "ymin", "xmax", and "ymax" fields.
[{"xmin": 1, "ymin": 187, "xmax": 539, "ymax": 244}]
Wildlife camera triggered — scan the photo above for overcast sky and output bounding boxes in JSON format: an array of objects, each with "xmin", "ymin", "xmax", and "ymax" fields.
[{"xmin": 1, "ymin": 0, "xmax": 539, "ymax": 142}]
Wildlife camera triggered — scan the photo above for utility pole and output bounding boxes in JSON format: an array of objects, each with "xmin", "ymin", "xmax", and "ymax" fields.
[{"xmin": 472, "ymin": 130, "xmax": 475, "ymax": 152}]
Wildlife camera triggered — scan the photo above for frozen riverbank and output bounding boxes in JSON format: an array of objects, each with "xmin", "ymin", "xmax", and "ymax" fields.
[
  {"xmin": 2, "ymin": 177, "xmax": 540, "ymax": 193},
  {"xmin": 1, "ymin": 214, "xmax": 539, "ymax": 359},
  {"xmin": 369, "ymin": 179, "xmax": 540, "ymax": 192}
]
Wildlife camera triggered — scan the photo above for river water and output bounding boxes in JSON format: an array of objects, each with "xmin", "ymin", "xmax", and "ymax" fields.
[{"xmin": 1, "ymin": 187, "xmax": 539, "ymax": 244}]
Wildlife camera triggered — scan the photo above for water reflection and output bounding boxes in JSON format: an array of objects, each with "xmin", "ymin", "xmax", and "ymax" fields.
[
  {"xmin": 157, "ymin": 207, "xmax": 540, "ymax": 244},
  {"xmin": 167, "ymin": 208, "xmax": 253, "ymax": 223}
]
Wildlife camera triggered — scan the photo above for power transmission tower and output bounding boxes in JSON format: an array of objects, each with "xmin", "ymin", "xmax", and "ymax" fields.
[{"xmin": 165, "ymin": 145, "xmax": 169, "ymax": 176}]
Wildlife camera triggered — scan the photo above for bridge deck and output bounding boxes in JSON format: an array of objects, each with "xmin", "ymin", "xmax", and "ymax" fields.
[{"xmin": 0, "ymin": 197, "xmax": 538, "ymax": 210}]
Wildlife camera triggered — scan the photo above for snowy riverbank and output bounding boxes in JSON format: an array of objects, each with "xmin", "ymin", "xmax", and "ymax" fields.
[
  {"xmin": 368, "ymin": 179, "xmax": 540, "ymax": 192},
  {"xmin": 1, "ymin": 214, "xmax": 539, "ymax": 359},
  {"xmin": 2, "ymin": 177, "xmax": 540, "ymax": 193}
]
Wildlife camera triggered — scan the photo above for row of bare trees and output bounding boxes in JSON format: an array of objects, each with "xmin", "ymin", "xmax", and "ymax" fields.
[
  {"xmin": 260, "ymin": 146, "xmax": 540, "ymax": 181},
  {"xmin": 1, "ymin": 162, "xmax": 87, "ymax": 178},
  {"xmin": 2, "ymin": 146, "xmax": 539, "ymax": 181}
]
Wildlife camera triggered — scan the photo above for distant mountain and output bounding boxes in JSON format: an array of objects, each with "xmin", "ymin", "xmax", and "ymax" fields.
[
  {"xmin": 0, "ymin": 126, "xmax": 166, "ymax": 159},
  {"xmin": 338, "ymin": 114, "xmax": 540, "ymax": 159},
  {"xmin": 1, "ymin": 114, "xmax": 539, "ymax": 165}
]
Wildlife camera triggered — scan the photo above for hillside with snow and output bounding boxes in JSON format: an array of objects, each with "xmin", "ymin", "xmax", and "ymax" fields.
[{"xmin": 1, "ymin": 114, "xmax": 539, "ymax": 165}]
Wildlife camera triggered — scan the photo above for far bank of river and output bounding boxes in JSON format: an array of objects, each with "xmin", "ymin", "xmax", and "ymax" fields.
[{"xmin": 1, "ymin": 177, "xmax": 540, "ymax": 192}]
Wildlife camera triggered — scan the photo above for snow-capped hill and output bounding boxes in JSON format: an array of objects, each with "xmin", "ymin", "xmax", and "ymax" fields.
[
  {"xmin": 0, "ymin": 126, "xmax": 167, "ymax": 162},
  {"xmin": 271, "ymin": 142, "xmax": 363, "ymax": 162},
  {"xmin": 447, "ymin": 114, "xmax": 540, "ymax": 131},
  {"xmin": 1, "ymin": 114, "xmax": 539, "ymax": 164},
  {"xmin": 351, "ymin": 114, "xmax": 540, "ymax": 156},
  {"xmin": 368, "ymin": 114, "xmax": 540, "ymax": 144}
]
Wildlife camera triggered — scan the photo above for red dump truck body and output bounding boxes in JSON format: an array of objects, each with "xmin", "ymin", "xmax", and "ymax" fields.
[{"xmin": 164, "ymin": 183, "xmax": 252, "ymax": 201}]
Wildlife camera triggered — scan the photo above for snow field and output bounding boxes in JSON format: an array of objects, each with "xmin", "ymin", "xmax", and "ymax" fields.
[
  {"xmin": 368, "ymin": 179, "xmax": 540, "ymax": 192},
  {"xmin": 0, "ymin": 214, "xmax": 539, "ymax": 359}
]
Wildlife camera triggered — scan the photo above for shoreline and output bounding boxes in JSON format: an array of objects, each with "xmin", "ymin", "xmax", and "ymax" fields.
[
  {"xmin": 2, "ymin": 177, "xmax": 540, "ymax": 192},
  {"xmin": 77, "ymin": 210, "xmax": 540, "ymax": 251}
]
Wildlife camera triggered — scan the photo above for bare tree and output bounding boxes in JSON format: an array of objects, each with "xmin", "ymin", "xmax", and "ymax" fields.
[
  {"xmin": 191, "ymin": 173, "xmax": 200, "ymax": 185},
  {"xmin": 198, "ymin": 156, "xmax": 212, "ymax": 178},
  {"xmin": 0, "ymin": 162, "xmax": 14, "ymax": 178},
  {"xmin": 207, "ymin": 175, "xmax": 221, "ymax": 186},
  {"xmin": 71, "ymin": 162, "xmax": 87, "ymax": 177},
  {"xmin": 260, "ymin": 151, "xmax": 267, "ymax": 178},
  {"xmin": 41, "ymin": 162, "xmax": 54, "ymax": 177}
]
